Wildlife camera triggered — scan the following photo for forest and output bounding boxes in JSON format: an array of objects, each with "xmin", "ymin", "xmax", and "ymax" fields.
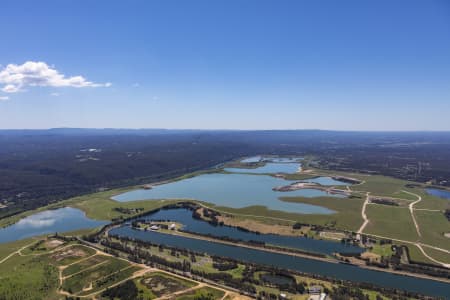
[{"xmin": 1, "ymin": 129, "xmax": 450, "ymax": 219}]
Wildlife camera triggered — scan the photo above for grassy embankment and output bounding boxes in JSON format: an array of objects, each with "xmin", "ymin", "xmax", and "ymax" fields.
[{"xmin": 1, "ymin": 161, "xmax": 448, "ymax": 265}]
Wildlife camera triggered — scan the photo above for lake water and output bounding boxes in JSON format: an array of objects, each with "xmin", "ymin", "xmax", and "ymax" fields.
[
  {"xmin": 225, "ymin": 162, "xmax": 301, "ymax": 174},
  {"xmin": 241, "ymin": 156, "xmax": 262, "ymax": 163},
  {"xmin": 110, "ymin": 227, "xmax": 450, "ymax": 299},
  {"xmin": 113, "ymin": 173, "xmax": 347, "ymax": 214},
  {"xmin": 426, "ymin": 188, "xmax": 450, "ymax": 200},
  {"xmin": 266, "ymin": 157, "xmax": 303, "ymax": 163},
  {"xmin": 240, "ymin": 156, "xmax": 303, "ymax": 164},
  {"xmin": 0, "ymin": 207, "xmax": 107, "ymax": 243},
  {"xmin": 135, "ymin": 208, "xmax": 363, "ymax": 255}
]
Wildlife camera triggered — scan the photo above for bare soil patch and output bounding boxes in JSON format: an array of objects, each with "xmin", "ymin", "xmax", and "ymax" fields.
[{"xmin": 217, "ymin": 215, "xmax": 304, "ymax": 236}]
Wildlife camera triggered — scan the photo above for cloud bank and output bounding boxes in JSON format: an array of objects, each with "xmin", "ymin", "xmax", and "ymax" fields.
[{"xmin": 0, "ymin": 61, "xmax": 111, "ymax": 93}]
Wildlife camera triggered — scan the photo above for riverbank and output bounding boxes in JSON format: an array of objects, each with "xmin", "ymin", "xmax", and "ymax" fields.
[{"xmin": 115, "ymin": 223, "xmax": 450, "ymax": 285}]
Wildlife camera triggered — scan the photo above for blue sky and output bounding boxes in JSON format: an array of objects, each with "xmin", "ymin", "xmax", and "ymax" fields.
[{"xmin": 0, "ymin": 0, "xmax": 449, "ymax": 130}]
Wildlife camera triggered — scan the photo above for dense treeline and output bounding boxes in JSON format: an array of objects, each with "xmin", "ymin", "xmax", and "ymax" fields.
[
  {"xmin": 1, "ymin": 129, "xmax": 450, "ymax": 219},
  {"xmin": 101, "ymin": 235, "xmax": 435, "ymax": 300}
]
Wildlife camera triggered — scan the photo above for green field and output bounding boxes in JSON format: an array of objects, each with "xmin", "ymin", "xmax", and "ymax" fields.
[
  {"xmin": 176, "ymin": 286, "xmax": 225, "ymax": 300},
  {"xmin": 216, "ymin": 194, "xmax": 365, "ymax": 231},
  {"xmin": 365, "ymin": 205, "xmax": 419, "ymax": 242},
  {"xmin": 370, "ymin": 243, "xmax": 394, "ymax": 257},
  {"xmin": 0, "ymin": 238, "xmax": 35, "ymax": 261},
  {"xmin": 420, "ymin": 246, "xmax": 450, "ymax": 265},
  {"xmin": 61, "ymin": 256, "xmax": 132, "ymax": 294},
  {"xmin": 0, "ymin": 243, "xmax": 60, "ymax": 300},
  {"xmin": 62, "ymin": 254, "xmax": 110, "ymax": 277},
  {"xmin": 415, "ymin": 210, "xmax": 450, "ymax": 250},
  {"xmin": 51, "ymin": 244, "xmax": 96, "ymax": 265}
]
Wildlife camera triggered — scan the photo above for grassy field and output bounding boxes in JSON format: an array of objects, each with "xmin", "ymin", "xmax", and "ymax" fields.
[
  {"xmin": 0, "ymin": 237, "xmax": 34, "ymax": 261},
  {"xmin": 61, "ymin": 256, "xmax": 131, "ymax": 294},
  {"xmin": 62, "ymin": 254, "xmax": 110, "ymax": 277},
  {"xmin": 370, "ymin": 243, "xmax": 394, "ymax": 257},
  {"xmin": 78, "ymin": 265, "xmax": 142, "ymax": 296},
  {"xmin": 0, "ymin": 241, "xmax": 60, "ymax": 300},
  {"xmin": 353, "ymin": 175, "xmax": 414, "ymax": 198},
  {"xmin": 415, "ymin": 210, "xmax": 450, "ymax": 250},
  {"xmin": 51, "ymin": 244, "xmax": 96, "ymax": 265},
  {"xmin": 211, "ymin": 195, "xmax": 364, "ymax": 232},
  {"xmin": 405, "ymin": 187, "xmax": 450, "ymax": 211},
  {"xmin": 176, "ymin": 286, "xmax": 225, "ymax": 300},
  {"xmin": 365, "ymin": 205, "xmax": 419, "ymax": 242},
  {"xmin": 420, "ymin": 246, "xmax": 450, "ymax": 265}
]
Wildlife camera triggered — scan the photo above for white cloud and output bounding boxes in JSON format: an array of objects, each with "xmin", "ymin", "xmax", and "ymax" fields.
[
  {"xmin": 0, "ymin": 96, "xmax": 9, "ymax": 101},
  {"xmin": 0, "ymin": 61, "xmax": 111, "ymax": 93},
  {"xmin": 50, "ymin": 92, "xmax": 60, "ymax": 97}
]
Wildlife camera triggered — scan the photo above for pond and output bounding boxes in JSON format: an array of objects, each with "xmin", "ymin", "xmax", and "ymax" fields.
[
  {"xmin": 135, "ymin": 208, "xmax": 363, "ymax": 255},
  {"xmin": 241, "ymin": 156, "xmax": 263, "ymax": 163},
  {"xmin": 113, "ymin": 173, "xmax": 346, "ymax": 214},
  {"xmin": 109, "ymin": 227, "xmax": 450, "ymax": 299},
  {"xmin": 0, "ymin": 207, "xmax": 107, "ymax": 243},
  {"xmin": 225, "ymin": 162, "xmax": 301, "ymax": 174},
  {"xmin": 240, "ymin": 156, "xmax": 303, "ymax": 164},
  {"xmin": 426, "ymin": 188, "xmax": 450, "ymax": 200}
]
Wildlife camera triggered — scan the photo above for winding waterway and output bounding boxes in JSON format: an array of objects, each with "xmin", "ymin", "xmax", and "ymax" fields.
[{"xmin": 109, "ymin": 226, "xmax": 450, "ymax": 299}]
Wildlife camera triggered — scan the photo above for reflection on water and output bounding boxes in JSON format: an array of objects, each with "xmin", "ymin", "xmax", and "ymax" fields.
[
  {"xmin": 110, "ymin": 227, "xmax": 450, "ymax": 299},
  {"xmin": 0, "ymin": 207, "xmax": 107, "ymax": 243},
  {"xmin": 113, "ymin": 173, "xmax": 346, "ymax": 214},
  {"xmin": 225, "ymin": 162, "xmax": 301, "ymax": 174},
  {"xmin": 136, "ymin": 208, "xmax": 363, "ymax": 255},
  {"xmin": 241, "ymin": 156, "xmax": 262, "ymax": 163}
]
